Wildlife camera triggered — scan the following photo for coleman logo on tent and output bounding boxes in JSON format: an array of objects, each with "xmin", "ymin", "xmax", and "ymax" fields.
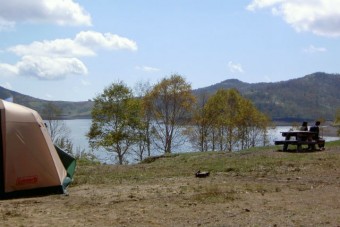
[{"xmin": 16, "ymin": 176, "xmax": 38, "ymax": 185}]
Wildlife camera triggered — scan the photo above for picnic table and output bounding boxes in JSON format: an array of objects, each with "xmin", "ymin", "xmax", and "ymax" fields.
[{"xmin": 274, "ymin": 131, "xmax": 324, "ymax": 152}]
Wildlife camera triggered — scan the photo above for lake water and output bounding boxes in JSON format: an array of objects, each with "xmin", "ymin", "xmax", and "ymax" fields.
[
  {"xmin": 63, "ymin": 119, "xmax": 193, "ymax": 163},
  {"xmin": 64, "ymin": 119, "xmax": 339, "ymax": 164},
  {"xmin": 63, "ymin": 119, "xmax": 116, "ymax": 163}
]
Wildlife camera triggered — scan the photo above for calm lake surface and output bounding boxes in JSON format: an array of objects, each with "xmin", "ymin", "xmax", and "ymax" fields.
[{"xmin": 64, "ymin": 119, "xmax": 339, "ymax": 164}]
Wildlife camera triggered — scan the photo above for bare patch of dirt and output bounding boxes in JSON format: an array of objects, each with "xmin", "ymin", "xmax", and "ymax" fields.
[{"xmin": 1, "ymin": 149, "xmax": 340, "ymax": 226}]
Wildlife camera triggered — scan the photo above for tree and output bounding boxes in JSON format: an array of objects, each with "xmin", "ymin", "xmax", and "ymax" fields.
[
  {"xmin": 202, "ymin": 88, "xmax": 271, "ymax": 152},
  {"xmin": 334, "ymin": 108, "xmax": 340, "ymax": 136},
  {"xmin": 146, "ymin": 74, "xmax": 196, "ymax": 153},
  {"xmin": 87, "ymin": 82, "xmax": 143, "ymax": 164},
  {"xmin": 236, "ymin": 99, "xmax": 271, "ymax": 149},
  {"xmin": 42, "ymin": 102, "xmax": 73, "ymax": 154},
  {"xmin": 132, "ymin": 80, "xmax": 153, "ymax": 161},
  {"xmin": 204, "ymin": 89, "xmax": 241, "ymax": 151},
  {"xmin": 184, "ymin": 91, "xmax": 212, "ymax": 152}
]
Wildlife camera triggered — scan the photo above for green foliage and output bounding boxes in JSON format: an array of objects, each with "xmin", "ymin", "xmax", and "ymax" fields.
[
  {"xmin": 334, "ymin": 108, "xmax": 340, "ymax": 136},
  {"xmin": 190, "ymin": 88, "xmax": 271, "ymax": 152},
  {"xmin": 87, "ymin": 81, "xmax": 144, "ymax": 164},
  {"xmin": 193, "ymin": 72, "xmax": 340, "ymax": 121},
  {"xmin": 0, "ymin": 85, "xmax": 93, "ymax": 119},
  {"xmin": 146, "ymin": 74, "xmax": 196, "ymax": 153},
  {"xmin": 1, "ymin": 72, "xmax": 339, "ymax": 121}
]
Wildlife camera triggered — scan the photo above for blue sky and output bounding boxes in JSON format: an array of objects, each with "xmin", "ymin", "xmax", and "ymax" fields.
[{"xmin": 1, "ymin": 0, "xmax": 340, "ymax": 101}]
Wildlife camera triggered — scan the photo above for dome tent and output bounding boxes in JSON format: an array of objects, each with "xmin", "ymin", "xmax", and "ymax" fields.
[{"xmin": 0, "ymin": 100, "xmax": 76, "ymax": 199}]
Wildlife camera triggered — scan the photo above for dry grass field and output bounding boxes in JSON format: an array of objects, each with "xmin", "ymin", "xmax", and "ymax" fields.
[{"xmin": 1, "ymin": 141, "xmax": 340, "ymax": 226}]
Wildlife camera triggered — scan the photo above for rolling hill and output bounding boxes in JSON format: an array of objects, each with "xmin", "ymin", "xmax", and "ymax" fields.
[
  {"xmin": 0, "ymin": 72, "xmax": 339, "ymax": 121},
  {"xmin": 194, "ymin": 72, "xmax": 340, "ymax": 121},
  {"xmin": 0, "ymin": 87, "xmax": 93, "ymax": 119}
]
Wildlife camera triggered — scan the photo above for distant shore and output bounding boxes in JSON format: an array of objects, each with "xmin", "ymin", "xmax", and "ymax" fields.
[
  {"xmin": 59, "ymin": 117, "xmax": 339, "ymax": 137},
  {"xmin": 273, "ymin": 121, "xmax": 338, "ymax": 137}
]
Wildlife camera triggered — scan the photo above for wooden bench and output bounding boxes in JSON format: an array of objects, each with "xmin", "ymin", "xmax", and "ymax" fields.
[{"xmin": 274, "ymin": 140, "xmax": 319, "ymax": 151}]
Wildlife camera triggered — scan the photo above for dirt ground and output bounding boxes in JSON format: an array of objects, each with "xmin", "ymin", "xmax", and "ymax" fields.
[{"xmin": 1, "ymin": 148, "xmax": 340, "ymax": 227}]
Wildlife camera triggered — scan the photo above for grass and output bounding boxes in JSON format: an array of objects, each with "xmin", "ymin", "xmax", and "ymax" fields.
[
  {"xmin": 192, "ymin": 184, "xmax": 239, "ymax": 202},
  {"xmin": 72, "ymin": 140, "xmax": 340, "ymax": 187}
]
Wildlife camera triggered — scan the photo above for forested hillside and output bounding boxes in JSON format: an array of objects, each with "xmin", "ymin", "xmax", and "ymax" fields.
[
  {"xmin": 0, "ymin": 87, "xmax": 93, "ymax": 119},
  {"xmin": 194, "ymin": 72, "xmax": 340, "ymax": 121},
  {"xmin": 0, "ymin": 72, "xmax": 339, "ymax": 121}
]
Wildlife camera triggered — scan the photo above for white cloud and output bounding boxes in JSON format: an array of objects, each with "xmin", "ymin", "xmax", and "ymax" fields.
[
  {"xmin": 8, "ymin": 31, "xmax": 137, "ymax": 57},
  {"xmin": 1, "ymin": 31, "xmax": 137, "ymax": 80},
  {"xmin": 0, "ymin": 63, "xmax": 18, "ymax": 76},
  {"xmin": 303, "ymin": 45, "xmax": 327, "ymax": 53},
  {"xmin": 228, "ymin": 61, "xmax": 244, "ymax": 73},
  {"xmin": 135, "ymin": 65, "xmax": 160, "ymax": 72},
  {"xmin": 19, "ymin": 56, "xmax": 88, "ymax": 80},
  {"xmin": 0, "ymin": 55, "xmax": 88, "ymax": 80},
  {"xmin": 247, "ymin": 0, "xmax": 284, "ymax": 11},
  {"xmin": 0, "ymin": 0, "xmax": 91, "ymax": 27},
  {"xmin": 8, "ymin": 39, "xmax": 95, "ymax": 57},
  {"xmin": 75, "ymin": 31, "xmax": 138, "ymax": 51},
  {"xmin": 247, "ymin": 0, "xmax": 340, "ymax": 37}
]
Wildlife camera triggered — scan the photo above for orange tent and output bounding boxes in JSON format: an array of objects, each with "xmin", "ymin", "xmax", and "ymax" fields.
[{"xmin": 0, "ymin": 100, "xmax": 75, "ymax": 199}]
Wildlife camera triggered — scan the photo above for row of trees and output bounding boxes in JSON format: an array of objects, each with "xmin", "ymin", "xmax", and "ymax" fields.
[
  {"xmin": 187, "ymin": 89, "xmax": 270, "ymax": 152},
  {"xmin": 86, "ymin": 74, "xmax": 271, "ymax": 164}
]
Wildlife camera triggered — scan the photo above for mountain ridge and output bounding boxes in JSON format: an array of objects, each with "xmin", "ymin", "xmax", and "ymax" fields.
[
  {"xmin": 1, "ymin": 72, "xmax": 339, "ymax": 121},
  {"xmin": 0, "ymin": 86, "xmax": 93, "ymax": 119},
  {"xmin": 193, "ymin": 72, "xmax": 340, "ymax": 121}
]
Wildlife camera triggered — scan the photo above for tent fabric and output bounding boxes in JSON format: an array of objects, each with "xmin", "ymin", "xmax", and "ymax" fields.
[
  {"xmin": 54, "ymin": 145, "xmax": 77, "ymax": 184},
  {"xmin": 0, "ymin": 100, "xmax": 76, "ymax": 199}
]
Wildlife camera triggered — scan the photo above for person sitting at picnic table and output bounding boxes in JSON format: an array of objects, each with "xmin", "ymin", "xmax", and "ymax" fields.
[
  {"xmin": 309, "ymin": 121, "xmax": 325, "ymax": 150},
  {"xmin": 296, "ymin": 121, "xmax": 309, "ymax": 144},
  {"xmin": 299, "ymin": 121, "xmax": 308, "ymax": 131}
]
